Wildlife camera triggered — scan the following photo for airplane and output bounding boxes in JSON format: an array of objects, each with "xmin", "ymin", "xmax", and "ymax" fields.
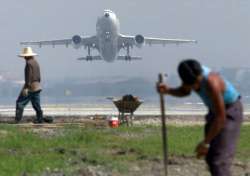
[{"xmin": 21, "ymin": 9, "xmax": 197, "ymax": 62}]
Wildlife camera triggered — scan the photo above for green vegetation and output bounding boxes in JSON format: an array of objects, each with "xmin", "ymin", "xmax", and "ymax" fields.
[{"xmin": 0, "ymin": 124, "xmax": 249, "ymax": 175}]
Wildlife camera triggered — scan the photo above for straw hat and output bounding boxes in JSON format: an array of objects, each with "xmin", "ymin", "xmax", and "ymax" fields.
[{"xmin": 18, "ymin": 47, "xmax": 38, "ymax": 57}]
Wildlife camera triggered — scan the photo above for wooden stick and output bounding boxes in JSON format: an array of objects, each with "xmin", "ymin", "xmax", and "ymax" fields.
[{"xmin": 158, "ymin": 73, "xmax": 168, "ymax": 176}]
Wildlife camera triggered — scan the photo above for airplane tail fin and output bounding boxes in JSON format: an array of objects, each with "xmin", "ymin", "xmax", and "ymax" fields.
[
  {"xmin": 117, "ymin": 56, "xmax": 142, "ymax": 61},
  {"xmin": 77, "ymin": 56, "xmax": 102, "ymax": 61}
]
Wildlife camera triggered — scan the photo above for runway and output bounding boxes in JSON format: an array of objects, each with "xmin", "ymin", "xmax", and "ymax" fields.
[
  {"xmin": 1, "ymin": 103, "xmax": 250, "ymax": 126},
  {"xmin": 0, "ymin": 103, "xmax": 207, "ymax": 117}
]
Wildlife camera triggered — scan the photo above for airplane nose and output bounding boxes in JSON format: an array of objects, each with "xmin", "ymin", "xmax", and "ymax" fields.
[{"xmin": 104, "ymin": 13, "xmax": 110, "ymax": 18}]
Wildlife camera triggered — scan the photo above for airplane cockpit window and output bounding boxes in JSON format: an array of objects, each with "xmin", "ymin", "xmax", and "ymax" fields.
[{"xmin": 105, "ymin": 31, "xmax": 111, "ymax": 40}]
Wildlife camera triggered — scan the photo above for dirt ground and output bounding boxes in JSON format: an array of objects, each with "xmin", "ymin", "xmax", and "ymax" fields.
[{"xmin": 39, "ymin": 154, "xmax": 250, "ymax": 176}]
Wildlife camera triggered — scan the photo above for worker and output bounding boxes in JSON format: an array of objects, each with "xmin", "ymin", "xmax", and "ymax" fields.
[
  {"xmin": 157, "ymin": 59, "xmax": 243, "ymax": 176},
  {"xmin": 16, "ymin": 47, "xmax": 44, "ymax": 123}
]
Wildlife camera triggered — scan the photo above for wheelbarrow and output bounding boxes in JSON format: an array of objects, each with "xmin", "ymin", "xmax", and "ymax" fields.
[{"xmin": 112, "ymin": 96, "xmax": 143, "ymax": 126}]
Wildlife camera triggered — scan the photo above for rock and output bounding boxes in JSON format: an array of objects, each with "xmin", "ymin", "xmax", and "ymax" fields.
[
  {"xmin": 55, "ymin": 148, "xmax": 66, "ymax": 154},
  {"xmin": 78, "ymin": 166, "xmax": 110, "ymax": 176},
  {"xmin": 131, "ymin": 166, "xmax": 140, "ymax": 172}
]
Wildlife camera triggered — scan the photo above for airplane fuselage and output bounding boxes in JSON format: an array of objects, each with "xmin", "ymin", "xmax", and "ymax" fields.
[{"xmin": 96, "ymin": 10, "xmax": 120, "ymax": 62}]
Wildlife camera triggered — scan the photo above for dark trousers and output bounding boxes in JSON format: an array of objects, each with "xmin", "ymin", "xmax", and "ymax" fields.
[
  {"xmin": 205, "ymin": 100, "xmax": 243, "ymax": 176},
  {"xmin": 15, "ymin": 90, "xmax": 43, "ymax": 122}
]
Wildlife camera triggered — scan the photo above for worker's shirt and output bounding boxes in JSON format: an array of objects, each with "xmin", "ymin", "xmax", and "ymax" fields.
[
  {"xmin": 195, "ymin": 66, "xmax": 240, "ymax": 112},
  {"xmin": 25, "ymin": 58, "xmax": 41, "ymax": 92}
]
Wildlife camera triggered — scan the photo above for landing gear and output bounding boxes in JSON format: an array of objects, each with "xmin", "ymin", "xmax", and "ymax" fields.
[
  {"xmin": 77, "ymin": 45, "xmax": 102, "ymax": 61},
  {"xmin": 86, "ymin": 56, "xmax": 93, "ymax": 61},
  {"xmin": 125, "ymin": 45, "xmax": 132, "ymax": 61},
  {"xmin": 86, "ymin": 45, "xmax": 93, "ymax": 61},
  {"xmin": 125, "ymin": 56, "xmax": 132, "ymax": 61}
]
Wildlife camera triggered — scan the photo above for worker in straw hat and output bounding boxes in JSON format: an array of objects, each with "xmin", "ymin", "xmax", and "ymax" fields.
[{"xmin": 16, "ymin": 47, "xmax": 44, "ymax": 123}]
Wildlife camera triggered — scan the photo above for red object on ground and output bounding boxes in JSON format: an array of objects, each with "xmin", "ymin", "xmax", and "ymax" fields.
[{"xmin": 109, "ymin": 116, "xmax": 119, "ymax": 128}]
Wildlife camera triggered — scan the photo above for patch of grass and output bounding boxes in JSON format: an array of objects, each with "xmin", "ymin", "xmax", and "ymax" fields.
[
  {"xmin": 0, "ymin": 124, "xmax": 249, "ymax": 175},
  {"xmin": 236, "ymin": 125, "xmax": 250, "ymax": 160}
]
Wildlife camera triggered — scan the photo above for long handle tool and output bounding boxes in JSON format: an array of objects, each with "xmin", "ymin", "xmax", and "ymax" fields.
[{"xmin": 158, "ymin": 73, "xmax": 168, "ymax": 176}]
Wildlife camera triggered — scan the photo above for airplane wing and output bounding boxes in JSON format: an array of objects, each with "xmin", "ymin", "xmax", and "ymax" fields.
[
  {"xmin": 145, "ymin": 37, "xmax": 197, "ymax": 45},
  {"xmin": 20, "ymin": 39, "xmax": 72, "ymax": 47},
  {"xmin": 20, "ymin": 35, "xmax": 99, "ymax": 49},
  {"xmin": 118, "ymin": 35, "xmax": 197, "ymax": 48}
]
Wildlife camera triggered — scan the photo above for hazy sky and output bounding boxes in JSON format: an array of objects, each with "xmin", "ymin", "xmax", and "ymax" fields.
[{"xmin": 1, "ymin": 0, "xmax": 250, "ymax": 81}]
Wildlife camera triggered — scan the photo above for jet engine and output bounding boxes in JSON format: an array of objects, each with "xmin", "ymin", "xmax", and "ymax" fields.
[
  {"xmin": 135, "ymin": 34, "xmax": 145, "ymax": 48},
  {"xmin": 72, "ymin": 35, "xmax": 82, "ymax": 49}
]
